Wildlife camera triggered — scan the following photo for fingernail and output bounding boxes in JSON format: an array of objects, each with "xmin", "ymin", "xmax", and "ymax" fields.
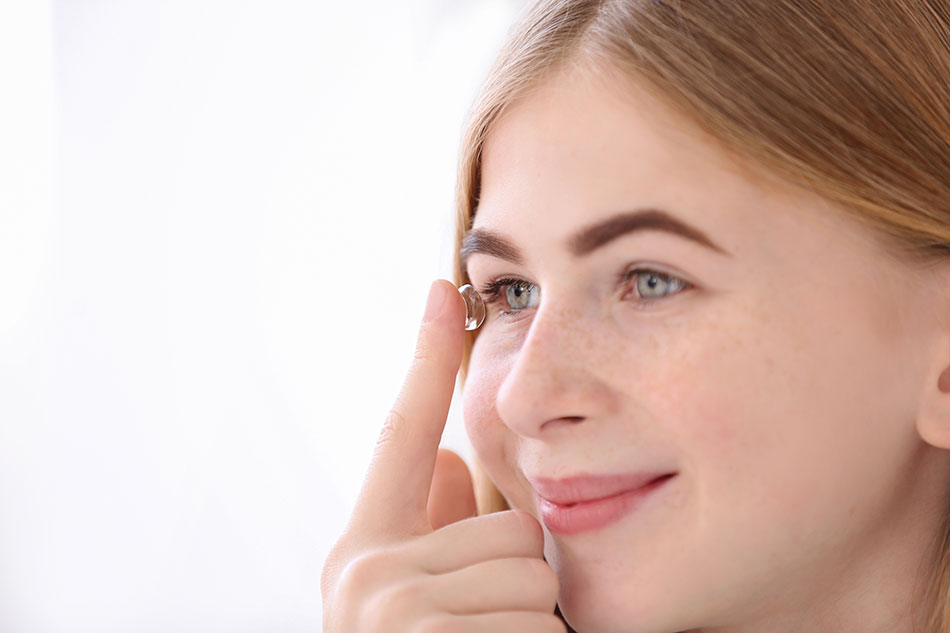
[{"xmin": 422, "ymin": 280, "xmax": 448, "ymax": 323}]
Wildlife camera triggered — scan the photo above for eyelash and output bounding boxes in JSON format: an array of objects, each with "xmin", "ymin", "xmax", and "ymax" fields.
[{"xmin": 477, "ymin": 266, "xmax": 694, "ymax": 317}]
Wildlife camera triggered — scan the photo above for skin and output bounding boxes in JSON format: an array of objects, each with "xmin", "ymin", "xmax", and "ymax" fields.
[
  {"xmin": 321, "ymin": 280, "xmax": 567, "ymax": 633},
  {"xmin": 461, "ymin": 60, "xmax": 950, "ymax": 633}
]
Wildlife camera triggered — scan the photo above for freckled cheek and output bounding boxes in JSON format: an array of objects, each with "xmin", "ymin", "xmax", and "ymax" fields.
[
  {"xmin": 651, "ymin": 316, "xmax": 808, "ymax": 513},
  {"xmin": 644, "ymin": 328, "xmax": 758, "ymax": 468},
  {"xmin": 665, "ymin": 372, "xmax": 747, "ymax": 477}
]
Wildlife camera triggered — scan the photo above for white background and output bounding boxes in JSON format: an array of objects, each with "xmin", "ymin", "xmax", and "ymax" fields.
[{"xmin": 0, "ymin": 1, "xmax": 525, "ymax": 631}]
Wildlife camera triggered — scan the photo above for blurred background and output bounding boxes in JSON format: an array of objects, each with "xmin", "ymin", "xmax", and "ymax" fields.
[{"xmin": 0, "ymin": 1, "xmax": 525, "ymax": 630}]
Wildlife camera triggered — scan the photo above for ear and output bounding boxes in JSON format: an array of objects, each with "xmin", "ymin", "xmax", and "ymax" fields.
[
  {"xmin": 915, "ymin": 264, "xmax": 950, "ymax": 449},
  {"xmin": 916, "ymin": 350, "xmax": 950, "ymax": 449}
]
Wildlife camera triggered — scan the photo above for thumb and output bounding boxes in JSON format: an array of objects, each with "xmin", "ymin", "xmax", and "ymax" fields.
[{"xmin": 427, "ymin": 448, "xmax": 477, "ymax": 530}]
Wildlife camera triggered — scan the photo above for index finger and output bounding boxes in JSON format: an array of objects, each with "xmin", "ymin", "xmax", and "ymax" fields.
[{"xmin": 350, "ymin": 279, "xmax": 467, "ymax": 539}]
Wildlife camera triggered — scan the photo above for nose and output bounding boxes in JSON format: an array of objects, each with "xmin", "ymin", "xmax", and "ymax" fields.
[{"xmin": 494, "ymin": 299, "xmax": 616, "ymax": 438}]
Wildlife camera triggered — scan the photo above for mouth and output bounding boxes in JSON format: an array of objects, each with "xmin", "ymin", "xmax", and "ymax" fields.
[
  {"xmin": 528, "ymin": 470, "xmax": 676, "ymax": 505},
  {"xmin": 532, "ymin": 472, "xmax": 677, "ymax": 535}
]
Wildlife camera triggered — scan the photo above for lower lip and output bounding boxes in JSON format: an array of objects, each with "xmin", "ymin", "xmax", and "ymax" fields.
[{"xmin": 537, "ymin": 474, "xmax": 676, "ymax": 536}]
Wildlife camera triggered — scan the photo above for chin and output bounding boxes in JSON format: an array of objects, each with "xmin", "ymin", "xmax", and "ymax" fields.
[{"xmin": 546, "ymin": 543, "xmax": 686, "ymax": 633}]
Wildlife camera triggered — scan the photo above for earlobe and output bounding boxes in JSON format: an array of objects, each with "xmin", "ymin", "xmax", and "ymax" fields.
[
  {"xmin": 940, "ymin": 367, "xmax": 950, "ymax": 395},
  {"xmin": 916, "ymin": 341, "xmax": 950, "ymax": 450}
]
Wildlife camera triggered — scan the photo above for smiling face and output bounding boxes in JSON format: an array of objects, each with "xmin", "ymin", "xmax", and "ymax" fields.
[{"xmin": 461, "ymin": 62, "xmax": 950, "ymax": 632}]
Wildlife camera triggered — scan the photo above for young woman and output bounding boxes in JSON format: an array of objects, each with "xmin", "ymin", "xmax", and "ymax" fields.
[{"xmin": 322, "ymin": 1, "xmax": 950, "ymax": 631}]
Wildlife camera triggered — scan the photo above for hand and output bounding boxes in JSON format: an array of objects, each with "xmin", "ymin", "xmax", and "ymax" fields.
[
  {"xmin": 321, "ymin": 279, "xmax": 565, "ymax": 633},
  {"xmin": 427, "ymin": 447, "xmax": 477, "ymax": 530}
]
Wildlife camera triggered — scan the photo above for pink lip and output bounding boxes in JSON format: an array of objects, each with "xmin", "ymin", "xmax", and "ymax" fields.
[
  {"xmin": 528, "ymin": 471, "xmax": 673, "ymax": 505},
  {"xmin": 530, "ymin": 472, "xmax": 677, "ymax": 535}
]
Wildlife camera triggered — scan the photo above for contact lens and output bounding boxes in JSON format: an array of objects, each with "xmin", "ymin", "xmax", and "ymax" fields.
[{"xmin": 458, "ymin": 284, "xmax": 486, "ymax": 331}]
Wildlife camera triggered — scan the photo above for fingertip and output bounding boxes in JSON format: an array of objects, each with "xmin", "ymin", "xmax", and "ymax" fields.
[
  {"xmin": 435, "ymin": 447, "xmax": 470, "ymax": 472},
  {"xmin": 427, "ymin": 448, "xmax": 477, "ymax": 530},
  {"xmin": 416, "ymin": 280, "xmax": 465, "ymax": 362},
  {"xmin": 436, "ymin": 278, "xmax": 466, "ymax": 327},
  {"xmin": 422, "ymin": 279, "xmax": 450, "ymax": 323},
  {"xmin": 419, "ymin": 280, "xmax": 466, "ymax": 335}
]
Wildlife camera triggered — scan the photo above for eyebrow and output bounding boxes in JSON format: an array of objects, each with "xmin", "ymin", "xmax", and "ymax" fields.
[{"xmin": 460, "ymin": 208, "xmax": 732, "ymax": 272}]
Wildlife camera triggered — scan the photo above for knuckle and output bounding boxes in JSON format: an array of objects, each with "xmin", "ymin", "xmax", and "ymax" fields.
[
  {"xmin": 375, "ymin": 409, "xmax": 407, "ymax": 455},
  {"xmin": 412, "ymin": 341, "xmax": 433, "ymax": 364},
  {"xmin": 412, "ymin": 333, "xmax": 455, "ymax": 373},
  {"xmin": 411, "ymin": 327, "xmax": 440, "ymax": 364},
  {"xmin": 368, "ymin": 578, "xmax": 424, "ymax": 626},
  {"xmin": 335, "ymin": 552, "xmax": 424, "ymax": 632},
  {"xmin": 321, "ymin": 537, "xmax": 359, "ymax": 597},
  {"xmin": 320, "ymin": 547, "xmax": 344, "ymax": 598},
  {"xmin": 324, "ymin": 545, "xmax": 430, "ymax": 633},
  {"xmin": 388, "ymin": 576, "xmax": 425, "ymax": 606},
  {"xmin": 335, "ymin": 548, "xmax": 395, "ymax": 596}
]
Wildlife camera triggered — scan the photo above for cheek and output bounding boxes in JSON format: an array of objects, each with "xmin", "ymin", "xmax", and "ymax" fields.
[
  {"xmin": 664, "ymin": 310, "xmax": 809, "ymax": 471},
  {"xmin": 651, "ymin": 287, "xmax": 909, "ymax": 528},
  {"xmin": 638, "ymin": 318, "xmax": 754, "ymax": 478},
  {"xmin": 619, "ymin": 294, "xmax": 817, "ymax": 530},
  {"xmin": 462, "ymin": 340, "xmax": 512, "ymax": 469}
]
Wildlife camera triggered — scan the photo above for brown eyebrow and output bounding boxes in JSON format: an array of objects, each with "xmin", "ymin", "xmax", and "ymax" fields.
[{"xmin": 460, "ymin": 208, "xmax": 731, "ymax": 273}]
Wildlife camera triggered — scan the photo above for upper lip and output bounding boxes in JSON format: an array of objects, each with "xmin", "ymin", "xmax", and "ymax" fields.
[{"xmin": 528, "ymin": 471, "xmax": 675, "ymax": 505}]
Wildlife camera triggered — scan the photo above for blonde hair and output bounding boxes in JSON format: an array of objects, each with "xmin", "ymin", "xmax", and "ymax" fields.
[{"xmin": 451, "ymin": 0, "xmax": 950, "ymax": 629}]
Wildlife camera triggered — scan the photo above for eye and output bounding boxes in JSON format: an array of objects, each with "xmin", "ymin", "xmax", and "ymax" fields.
[
  {"xmin": 475, "ymin": 266, "xmax": 691, "ymax": 319},
  {"xmin": 477, "ymin": 277, "xmax": 540, "ymax": 316},
  {"xmin": 623, "ymin": 267, "xmax": 692, "ymax": 306},
  {"xmin": 505, "ymin": 281, "xmax": 539, "ymax": 310}
]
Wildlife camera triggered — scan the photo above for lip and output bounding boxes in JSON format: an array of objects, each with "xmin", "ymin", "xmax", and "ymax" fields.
[
  {"xmin": 531, "ymin": 472, "xmax": 677, "ymax": 535},
  {"xmin": 528, "ymin": 471, "xmax": 674, "ymax": 505}
]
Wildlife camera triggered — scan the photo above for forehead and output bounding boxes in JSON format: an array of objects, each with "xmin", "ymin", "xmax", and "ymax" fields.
[{"xmin": 473, "ymin": 64, "xmax": 853, "ymax": 261}]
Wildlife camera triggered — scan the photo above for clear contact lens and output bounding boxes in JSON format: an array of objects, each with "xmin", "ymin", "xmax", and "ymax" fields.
[{"xmin": 458, "ymin": 284, "xmax": 486, "ymax": 331}]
